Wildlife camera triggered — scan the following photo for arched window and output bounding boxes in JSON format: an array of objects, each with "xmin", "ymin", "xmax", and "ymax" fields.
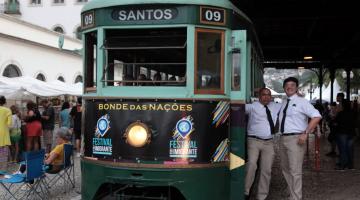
[
  {"xmin": 36, "ymin": 73, "xmax": 46, "ymax": 81},
  {"xmin": 57, "ymin": 76, "xmax": 65, "ymax": 82},
  {"xmin": 53, "ymin": 26, "xmax": 64, "ymax": 34},
  {"xmin": 75, "ymin": 26, "xmax": 82, "ymax": 40},
  {"xmin": 75, "ymin": 75, "xmax": 83, "ymax": 83},
  {"xmin": 3, "ymin": 64, "xmax": 21, "ymax": 77}
]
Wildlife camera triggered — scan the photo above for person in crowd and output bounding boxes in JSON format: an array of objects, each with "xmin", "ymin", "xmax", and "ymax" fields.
[
  {"xmin": 41, "ymin": 99, "xmax": 55, "ymax": 153},
  {"xmin": 0, "ymin": 96, "xmax": 12, "ymax": 170},
  {"xmin": 278, "ymin": 77, "xmax": 321, "ymax": 200},
  {"xmin": 153, "ymin": 72, "xmax": 162, "ymax": 86},
  {"xmin": 44, "ymin": 127, "xmax": 72, "ymax": 173},
  {"xmin": 334, "ymin": 99, "xmax": 356, "ymax": 170},
  {"xmin": 137, "ymin": 74, "xmax": 147, "ymax": 86},
  {"xmin": 59, "ymin": 101, "xmax": 71, "ymax": 128},
  {"xmin": 9, "ymin": 105, "xmax": 21, "ymax": 162},
  {"xmin": 122, "ymin": 74, "xmax": 134, "ymax": 86},
  {"xmin": 322, "ymin": 102, "xmax": 330, "ymax": 130},
  {"xmin": 24, "ymin": 101, "xmax": 42, "ymax": 151},
  {"xmin": 325, "ymin": 92, "xmax": 345, "ymax": 157},
  {"xmin": 169, "ymin": 75, "xmax": 176, "ymax": 81},
  {"xmin": 70, "ymin": 97, "xmax": 82, "ymax": 157},
  {"xmin": 336, "ymin": 92, "xmax": 344, "ymax": 112},
  {"xmin": 314, "ymin": 100, "xmax": 325, "ymax": 133},
  {"xmin": 352, "ymin": 98, "xmax": 359, "ymax": 140},
  {"xmin": 244, "ymin": 88, "xmax": 281, "ymax": 200},
  {"xmin": 326, "ymin": 102, "xmax": 338, "ymax": 157}
]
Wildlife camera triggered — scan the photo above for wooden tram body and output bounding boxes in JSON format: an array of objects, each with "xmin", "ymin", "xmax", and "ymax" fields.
[{"xmin": 80, "ymin": 0, "xmax": 263, "ymax": 199}]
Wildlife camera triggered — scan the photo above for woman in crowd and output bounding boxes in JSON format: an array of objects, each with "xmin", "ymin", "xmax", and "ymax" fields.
[
  {"xmin": 9, "ymin": 105, "xmax": 21, "ymax": 162},
  {"xmin": 70, "ymin": 97, "xmax": 82, "ymax": 157},
  {"xmin": 24, "ymin": 101, "xmax": 42, "ymax": 151},
  {"xmin": 59, "ymin": 101, "xmax": 71, "ymax": 128},
  {"xmin": 44, "ymin": 127, "xmax": 71, "ymax": 173},
  {"xmin": 0, "ymin": 96, "xmax": 12, "ymax": 170}
]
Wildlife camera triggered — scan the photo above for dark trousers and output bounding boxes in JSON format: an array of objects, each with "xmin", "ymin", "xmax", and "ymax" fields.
[{"xmin": 336, "ymin": 134, "xmax": 354, "ymax": 168}]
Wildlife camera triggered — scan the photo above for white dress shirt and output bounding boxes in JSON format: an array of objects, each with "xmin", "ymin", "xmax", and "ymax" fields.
[
  {"xmin": 278, "ymin": 94, "xmax": 321, "ymax": 134},
  {"xmin": 245, "ymin": 101, "xmax": 282, "ymax": 139}
]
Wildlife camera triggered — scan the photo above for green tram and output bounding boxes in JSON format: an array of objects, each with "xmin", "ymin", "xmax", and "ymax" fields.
[{"xmin": 80, "ymin": 0, "xmax": 263, "ymax": 199}]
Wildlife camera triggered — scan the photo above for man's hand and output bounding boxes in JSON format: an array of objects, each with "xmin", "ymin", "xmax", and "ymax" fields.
[{"xmin": 298, "ymin": 132, "xmax": 308, "ymax": 145}]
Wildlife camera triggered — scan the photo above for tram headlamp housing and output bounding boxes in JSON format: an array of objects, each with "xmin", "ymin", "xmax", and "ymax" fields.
[{"xmin": 124, "ymin": 121, "xmax": 151, "ymax": 147}]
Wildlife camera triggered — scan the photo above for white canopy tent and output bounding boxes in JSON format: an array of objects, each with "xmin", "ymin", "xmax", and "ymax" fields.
[
  {"xmin": 266, "ymin": 87, "xmax": 280, "ymax": 95},
  {"xmin": 305, "ymin": 79, "xmax": 341, "ymax": 102},
  {"xmin": 0, "ymin": 76, "xmax": 83, "ymax": 100}
]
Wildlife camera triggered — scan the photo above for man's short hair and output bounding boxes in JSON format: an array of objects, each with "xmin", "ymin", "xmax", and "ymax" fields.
[
  {"xmin": 259, "ymin": 87, "xmax": 271, "ymax": 95},
  {"xmin": 336, "ymin": 92, "xmax": 344, "ymax": 98},
  {"xmin": 283, "ymin": 77, "xmax": 299, "ymax": 88}
]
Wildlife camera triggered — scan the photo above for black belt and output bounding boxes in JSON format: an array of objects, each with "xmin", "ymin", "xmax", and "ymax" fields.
[
  {"xmin": 247, "ymin": 135, "xmax": 273, "ymax": 141},
  {"xmin": 281, "ymin": 133, "xmax": 302, "ymax": 136}
]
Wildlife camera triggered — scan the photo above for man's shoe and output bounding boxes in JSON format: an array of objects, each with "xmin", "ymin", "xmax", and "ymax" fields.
[
  {"xmin": 334, "ymin": 166, "xmax": 345, "ymax": 171},
  {"xmin": 326, "ymin": 151, "xmax": 336, "ymax": 157},
  {"xmin": 245, "ymin": 194, "xmax": 250, "ymax": 200}
]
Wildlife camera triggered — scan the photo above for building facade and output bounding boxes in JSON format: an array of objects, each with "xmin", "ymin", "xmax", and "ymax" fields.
[
  {"xmin": 0, "ymin": 0, "xmax": 89, "ymax": 39},
  {"xmin": 0, "ymin": 14, "xmax": 82, "ymax": 83}
]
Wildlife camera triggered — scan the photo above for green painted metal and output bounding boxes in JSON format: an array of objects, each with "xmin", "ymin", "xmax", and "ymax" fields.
[
  {"xmin": 230, "ymin": 30, "xmax": 247, "ymax": 100},
  {"xmin": 82, "ymin": 24, "xmax": 238, "ymax": 100},
  {"xmin": 230, "ymin": 127, "xmax": 246, "ymax": 200},
  {"xmin": 91, "ymin": 5, "xmax": 205, "ymax": 27},
  {"xmin": 82, "ymin": 0, "xmax": 242, "ymax": 14},
  {"xmin": 81, "ymin": 159, "xmax": 230, "ymax": 200}
]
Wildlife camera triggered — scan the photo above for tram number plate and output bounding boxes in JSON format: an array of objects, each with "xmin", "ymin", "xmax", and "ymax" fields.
[
  {"xmin": 82, "ymin": 11, "xmax": 95, "ymax": 29},
  {"xmin": 200, "ymin": 6, "xmax": 226, "ymax": 25}
]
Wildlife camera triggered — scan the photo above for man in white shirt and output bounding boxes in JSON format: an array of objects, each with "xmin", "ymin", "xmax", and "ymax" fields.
[
  {"xmin": 279, "ymin": 77, "xmax": 321, "ymax": 200},
  {"xmin": 244, "ymin": 88, "xmax": 281, "ymax": 200}
]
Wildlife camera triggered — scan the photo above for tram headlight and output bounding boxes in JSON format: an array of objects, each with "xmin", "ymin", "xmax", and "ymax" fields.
[{"xmin": 124, "ymin": 121, "xmax": 151, "ymax": 147}]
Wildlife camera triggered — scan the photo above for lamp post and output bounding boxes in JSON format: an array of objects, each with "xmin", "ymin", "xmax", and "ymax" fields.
[{"xmin": 308, "ymin": 83, "xmax": 315, "ymax": 100}]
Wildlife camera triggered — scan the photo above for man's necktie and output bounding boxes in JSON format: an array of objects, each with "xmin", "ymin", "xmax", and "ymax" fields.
[
  {"xmin": 280, "ymin": 99, "xmax": 290, "ymax": 133},
  {"xmin": 265, "ymin": 105, "xmax": 275, "ymax": 134}
]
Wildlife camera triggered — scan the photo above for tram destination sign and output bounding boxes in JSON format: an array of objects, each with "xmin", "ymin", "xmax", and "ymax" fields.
[
  {"xmin": 81, "ymin": 11, "xmax": 95, "ymax": 29},
  {"xmin": 200, "ymin": 6, "xmax": 226, "ymax": 26},
  {"xmin": 111, "ymin": 7, "xmax": 178, "ymax": 21}
]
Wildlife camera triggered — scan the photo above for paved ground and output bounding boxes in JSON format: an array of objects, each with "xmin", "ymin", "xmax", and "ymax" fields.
[
  {"xmin": 253, "ymin": 133, "xmax": 360, "ymax": 200},
  {"xmin": 1, "ymin": 133, "xmax": 359, "ymax": 200},
  {"xmin": 0, "ymin": 156, "xmax": 82, "ymax": 200}
]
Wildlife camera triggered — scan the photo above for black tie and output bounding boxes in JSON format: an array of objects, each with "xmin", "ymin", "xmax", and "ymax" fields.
[
  {"xmin": 265, "ymin": 105, "xmax": 275, "ymax": 134},
  {"xmin": 280, "ymin": 99, "xmax": 290, "ymax": 133}
]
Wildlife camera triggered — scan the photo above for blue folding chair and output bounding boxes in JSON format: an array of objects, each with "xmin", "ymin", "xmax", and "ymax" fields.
[
  {"xmin": 0, "ymin": 149, "xmax": 49, "ymax": 200},
  {"xmin": 46, "ymin": 144, "xmax": 75, "ymax": 193}
]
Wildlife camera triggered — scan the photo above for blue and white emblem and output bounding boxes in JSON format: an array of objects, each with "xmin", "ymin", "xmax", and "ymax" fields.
[
  {"xmin": 175, "ymin": 117, "xmax": 193, "ymax": 138},
  {"xmin": 95, "ymin": 114, "xmax": 110, "ymax": 137}
]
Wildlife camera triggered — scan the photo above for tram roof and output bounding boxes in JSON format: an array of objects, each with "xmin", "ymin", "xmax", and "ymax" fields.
[{"xmin": 82, "ymin": 0, "xmax": 242, "ymax": 15}]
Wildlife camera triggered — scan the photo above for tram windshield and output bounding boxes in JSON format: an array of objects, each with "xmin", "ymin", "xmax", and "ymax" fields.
[{"xmin": 103, "ymin": 28, "xmax": 187, "ymax": 86}]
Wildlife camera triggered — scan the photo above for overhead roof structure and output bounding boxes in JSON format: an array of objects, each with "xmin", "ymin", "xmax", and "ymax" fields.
[{"xmin": 231, "ymin": 0, "xmax": 360, "ymax": 69}]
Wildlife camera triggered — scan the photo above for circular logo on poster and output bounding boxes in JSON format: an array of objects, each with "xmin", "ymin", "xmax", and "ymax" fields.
[
  {"xmin": 96, "ymin": 114, "xmax": 110, "ymax": 137},
  {"xmin": 176, "ymin": 119, "xmax": 192, "ymax": 138}
]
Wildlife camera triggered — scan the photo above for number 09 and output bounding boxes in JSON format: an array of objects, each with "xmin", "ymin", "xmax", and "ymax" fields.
[
  {"xmin": 205, "ymin": 10, "xmax": 221, "ymax": 22},
  {"xmin": 84, "ymin": 14, "xmax": 93, "ymax": 25}
]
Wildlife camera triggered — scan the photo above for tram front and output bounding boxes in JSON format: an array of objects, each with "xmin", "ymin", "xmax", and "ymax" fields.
[{"xmin": 80, "ymin": 0, "xmax": 252, "ymax": 199}]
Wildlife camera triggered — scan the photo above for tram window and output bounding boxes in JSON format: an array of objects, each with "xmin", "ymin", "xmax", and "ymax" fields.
[
  {"xmin": 195, "ymin": 28, "xmax": 224, "ymax": 94},
  {"xmin": 103, "ymin": 28, "xmax": 187, "ymax": 87},
  {"xmin": 84, "ymin": 31, "xmax": 97, "ymax": 92}
]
